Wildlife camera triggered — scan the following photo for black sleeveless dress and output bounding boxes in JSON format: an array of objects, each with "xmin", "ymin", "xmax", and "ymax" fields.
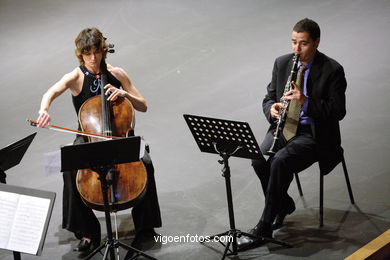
[{"xmin": 62, "ymin": 66, "xmax": 162, "ymax": 241}]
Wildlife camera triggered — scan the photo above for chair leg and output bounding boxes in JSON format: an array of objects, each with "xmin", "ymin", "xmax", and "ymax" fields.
[
  {"xmin": 341, "ymin": 156, "xmax": 355, "ymax": 204},
  {"xmin": 294, "ymin": 173, "xmax": 303, "ymax": 196},
  {"xmin": 319, "ymin": 173, "xmax": 324, "ymax": 227},
  {"xmin": 296, "ymin": 154, "xmax": 353, "ymax": 228}
]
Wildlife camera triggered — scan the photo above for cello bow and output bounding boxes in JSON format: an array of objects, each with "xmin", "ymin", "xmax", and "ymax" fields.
[{"xmin": 27, "ymin": 119, "xmax": 120, "ymax": 140}]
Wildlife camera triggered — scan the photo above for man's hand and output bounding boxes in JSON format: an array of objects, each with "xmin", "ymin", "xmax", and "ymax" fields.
[
  {"xmin": 270, "ymin": 102, "xmax": 285, "ymax": 118},
  {"xmin": 282, "ymin": 81, "xmax": 306, "ymax": 105}
]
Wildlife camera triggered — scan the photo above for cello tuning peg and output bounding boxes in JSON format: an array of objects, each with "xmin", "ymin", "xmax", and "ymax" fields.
[{"xmin": 108, "ymin": 43, "xmax": 115, "ymax": 53}]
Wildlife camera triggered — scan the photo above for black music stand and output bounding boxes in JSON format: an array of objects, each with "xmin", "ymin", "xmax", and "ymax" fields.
[
  {"xmin": 61, "ymin": 136, "xmax": 156, "ymax": 260},
  {"xmin": 183, "ymin": 114, "xmax": 291, "ymax": 259},
  {"xmin": 0, "ymin": 132, "xmax": 36, "ymax": 260},
  {"xmin": 0, "ymin": 133, "xmax": 36, "ymax": 184}
]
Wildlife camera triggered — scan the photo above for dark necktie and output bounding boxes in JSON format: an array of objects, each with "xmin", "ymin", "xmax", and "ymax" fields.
[{"xmin": 282, "ymin": 65, "xmax": 307, "ymax": 141}]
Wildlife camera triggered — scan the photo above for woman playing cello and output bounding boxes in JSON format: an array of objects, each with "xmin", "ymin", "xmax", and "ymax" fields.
[{"xmin": 36, "ymin": 27, "xmax": 161, "ymax": 253}]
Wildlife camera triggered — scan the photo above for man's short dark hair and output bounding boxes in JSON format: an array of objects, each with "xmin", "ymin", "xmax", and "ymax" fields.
[{"xmin": 293, "ymin": 18, "xmax": 320, "ymax": 41}]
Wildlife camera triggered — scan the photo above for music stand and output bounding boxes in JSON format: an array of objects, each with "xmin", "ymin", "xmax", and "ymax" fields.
[
  {"xmin": 0, "ymin": 132, "xmax": 36, "ymax": 260},
  {"xmin": 183, "ymin": 114, "xmax": 291, "ymax": 259},
  {"xmin": 0, "ymin": 183, "xmax": 56, "ymax": 259},
  {"xmin": 0, "ymin": 133, "xmax": 37, "ymax": 184},
  {"xmin": 61, "ymin": 136, "xmax": 156, "ymax": 260}
]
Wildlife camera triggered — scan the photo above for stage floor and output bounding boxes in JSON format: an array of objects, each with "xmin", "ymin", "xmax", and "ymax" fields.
[{"xmin": 1, "ymin": 0, "xmax": 390, "ymax": 259}]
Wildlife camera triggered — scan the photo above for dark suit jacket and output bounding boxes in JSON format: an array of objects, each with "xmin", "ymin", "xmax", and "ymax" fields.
[{"xmin": 262, "ymin": 51, "xmax": 347, "ymax": 175}]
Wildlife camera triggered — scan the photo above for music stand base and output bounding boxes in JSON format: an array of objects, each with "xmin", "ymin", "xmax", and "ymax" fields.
[
  {"xmin": 82, "ymin": 168, "xmax": 156, "ymax": 260},
  {"xmin": 202, "ymin": 229, "xmax": 292, "ymax": 259},
  {"xmin": 85, "ymin": 239, "xmax": 157, "ymax": 260}
]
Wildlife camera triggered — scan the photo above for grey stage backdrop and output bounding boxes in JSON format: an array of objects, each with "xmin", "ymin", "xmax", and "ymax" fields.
[{"xmin": 0, "ymin": 0, "xmax": 389, "ymax": 259}]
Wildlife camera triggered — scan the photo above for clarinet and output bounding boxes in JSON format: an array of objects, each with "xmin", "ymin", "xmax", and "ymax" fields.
[{"xmin": 266, "ymin": 54, "xmax": 299, "ymax": 155}]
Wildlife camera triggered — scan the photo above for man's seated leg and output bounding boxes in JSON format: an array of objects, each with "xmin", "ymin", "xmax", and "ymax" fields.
[
  {"xmin": 272, "ymin": 194, "xmax": 296, "ymax": 230},
  {"xmin": 251, "ymin": 158, "xmax": 270, "ymax": 196},
  {"xmin": 239, "ymin": 146, "xmax": 297, "ymax": 250}
]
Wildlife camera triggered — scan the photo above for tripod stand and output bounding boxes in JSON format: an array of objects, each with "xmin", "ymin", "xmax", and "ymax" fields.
[
  {"xmin": 183, "ymin": 114, "xmax": 292, "ymax": 259},
  {"xmin": 61, "ymin": 136, "xmax": 157, "ymax": 260}
]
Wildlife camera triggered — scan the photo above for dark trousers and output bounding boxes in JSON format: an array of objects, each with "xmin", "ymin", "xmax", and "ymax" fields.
[
  {"xmin": 62, "ymin": 136, "xmax": 162, "ymax": 240},
  {"xmin": 252, "ymin": 125, "xmax": 318, "ymax": 224}
]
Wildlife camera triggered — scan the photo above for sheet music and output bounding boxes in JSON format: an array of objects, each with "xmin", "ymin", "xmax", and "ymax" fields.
[
  {"xmin": 0, "ymin": 192, "xmax": 19, "ymax": 249},
  {"xmin": 0, "ymin": 191, "xmax": 50, "ymax": 255}
]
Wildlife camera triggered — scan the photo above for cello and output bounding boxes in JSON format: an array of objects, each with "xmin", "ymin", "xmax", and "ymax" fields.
[{"xmin": 75, "ymin": 45, "xmax": 148, "ymax": 212}]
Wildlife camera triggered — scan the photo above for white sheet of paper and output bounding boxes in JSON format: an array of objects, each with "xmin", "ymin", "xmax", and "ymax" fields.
[
  {"xmin": 0, "ymin": 191, "xmax": 19, "ymax": 249},
  {"xmin": 0, "ymin": 191, "xmax": 51, "ymax": 255}
]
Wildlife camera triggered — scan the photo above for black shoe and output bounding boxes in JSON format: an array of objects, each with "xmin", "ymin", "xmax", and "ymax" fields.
[
  {"xmin": 124, "ymin": 248, "xmax": 137, "ymax": 260},
  {"xmin": 124, "ymin": 229, "xmax": 157, "ymax": 260},
  {"xmin": 73, "ymin": 238, "xmax": 100, "ymax": 252},
  {"xmin": 73, "ymin": 239, "xmax": 92, "ymax": 252},
  {"xmin": 272, "ymin": 214, "xmax": 287, "ymax": 230},
  {"xmin": 92, "ymin": 238, "xmax": 101, "ymax": 250},
  {"xmin": 237, "ymin": 222, "xmax": 272, "ymax": 251},
  {"xmin": 124, "ymin": 237, "xmax": 142, "ymax": 260},
  {"xmin": 272, "ymin": 202, "xmax": 296, "ymax": 230}
]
